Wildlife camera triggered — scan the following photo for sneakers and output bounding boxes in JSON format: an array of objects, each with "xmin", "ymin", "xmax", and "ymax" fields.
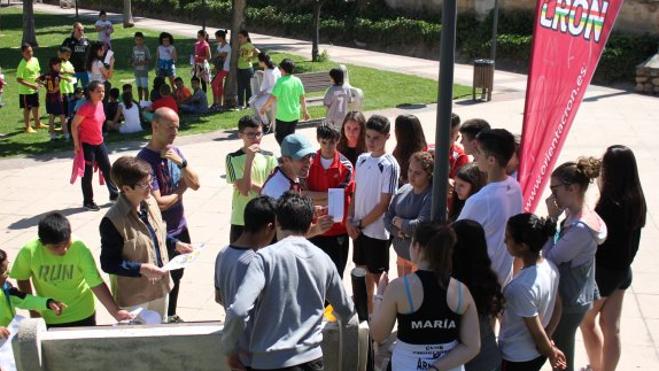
[
  {"xmin": 25, "ymin": 127, "xmax": 37, "ymax": 134},
  {"xmin": 83, "ymin": 202, "xmax": 100, "ymax": 211},
  {"xmin": 167, "ymin": 315, "xmax": 184, "ymax": 323}
]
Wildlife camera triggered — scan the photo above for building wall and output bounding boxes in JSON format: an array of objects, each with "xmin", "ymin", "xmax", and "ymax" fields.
[{"xmin": 383, "ymin": 0, "xmax": 659, "ymax": 35}]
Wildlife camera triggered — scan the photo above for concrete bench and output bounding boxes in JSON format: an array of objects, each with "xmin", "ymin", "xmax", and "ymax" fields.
[
  {"xmin": 298, "ymin": 71, "xmax": 332, "ymax": 106},
  {"xmin": 12, "ymin": 317, "xmax": 369, "ymax": 371}
]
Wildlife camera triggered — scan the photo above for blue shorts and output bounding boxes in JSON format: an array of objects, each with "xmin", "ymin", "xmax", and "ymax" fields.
[
  {"xmin": 134, "ymin": 75, "xmax": 149, "ymax": 88},
  {"xmin": 157, "ymin": 60, "xmax": 176, "ymax": 77}
]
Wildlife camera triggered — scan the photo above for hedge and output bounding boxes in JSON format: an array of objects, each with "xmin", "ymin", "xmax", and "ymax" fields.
[{"xmin": 49, "ymin": 0, "xmax": 657, "ymax": 83}]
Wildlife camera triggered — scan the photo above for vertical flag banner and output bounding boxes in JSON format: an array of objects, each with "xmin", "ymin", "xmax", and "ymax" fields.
[{"xmin": 519, "ymin": 0, "xmax": 625, "ymax": 212}]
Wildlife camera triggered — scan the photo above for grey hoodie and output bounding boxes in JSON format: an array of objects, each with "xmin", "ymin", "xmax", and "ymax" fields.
[{"xmin": 221, "ymin": 236, "xmax": 355, "ymax": 369}]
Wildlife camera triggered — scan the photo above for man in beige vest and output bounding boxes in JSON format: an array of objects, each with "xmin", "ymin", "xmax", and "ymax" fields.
[{"xmin": 99, "ymin": 156, "xmax": 193, "ymax": 322}]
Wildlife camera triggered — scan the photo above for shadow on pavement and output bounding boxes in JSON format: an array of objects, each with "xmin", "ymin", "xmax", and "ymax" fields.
[{"xmin": 8, "ymin": 207, "xmax": 88, "ymax": 230}]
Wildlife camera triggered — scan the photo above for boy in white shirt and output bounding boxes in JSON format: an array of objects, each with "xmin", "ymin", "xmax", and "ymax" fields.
[
  {"xmin": 458, "ymin": 128, "xmax": 523, "ymax": 286},
  {"xmin": 347, "ymin": 114, "xmax": 400, "ymax": 313}
]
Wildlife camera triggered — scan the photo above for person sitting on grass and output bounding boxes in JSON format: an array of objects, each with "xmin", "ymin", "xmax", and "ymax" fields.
[
  {"xmin": 152, "ymin": 84, "xmax": 179, "ymax": 113},
  {"xmin": 10, "ymin": 212, "xmax": 134, "ymax": 328},
  {"xmin": 107, "ymin": 91, "xmax": 143, "ymax": 134},
  {"xmin": 173, "ymin": 77, "xmax": 192, "ymax": 107},
  {"xmin": 0, "ymin": 248, "xmax": 65, "ymax": 333},
  {"xmin": 103, "ymin": 88, "xmax": 120, "ymax": 133},
  {"xmin": 180, "ymin": 76, "xmax": 208, "ymax": 115}
]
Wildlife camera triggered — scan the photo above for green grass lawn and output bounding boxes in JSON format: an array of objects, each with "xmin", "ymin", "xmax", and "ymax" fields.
[{"xmin": 0, "ymin": 7, "xmax": 471, "ymax": 158}]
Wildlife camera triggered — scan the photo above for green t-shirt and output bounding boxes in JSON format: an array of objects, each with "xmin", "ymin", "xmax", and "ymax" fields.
[
  {"xmin": 226, "ymin": 148, "xmax": 278, "ymax": 225},
  {"xmin": 60, "ymin": 60, "xmax": 76, "ymax": 95},
  {"xmin": 271, "ymin": 75, "xmax": 305, "ymax": 122},
  {"xmin": 238, "ymin": 42, "xmax": 255, "ymax": 70},
  {"xmin": 9, "ymin": 238, "xmax": 104, "ymax": 325},
  {"xmin": 16, "ymin": 57, "xmax": 41, "ymax": 95}
]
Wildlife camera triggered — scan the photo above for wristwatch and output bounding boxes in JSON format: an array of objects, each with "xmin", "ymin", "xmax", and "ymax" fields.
[
  {"xmin": 358, "ymin": 219, "xmax": 363, "ymax": 229},
  {"xmin": 177, "ymin": 159, "xmax": 188, "ymax": 169}
]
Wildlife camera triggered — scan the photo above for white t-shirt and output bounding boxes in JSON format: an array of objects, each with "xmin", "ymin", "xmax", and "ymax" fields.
[
  {"xmin": 320, "ymin": 156, "xmax": 333, "ymax": 170},
  {"xmin": 260, "ymin": 167, "xmax": 300, "ymax": 200},
  {"xmin": 158, "ymin": 45, "xmax": 175, "ymax": 61},
  {"xmin": 89, "ymin": 60, "xmax": 105, "ymax": 83},
  {"xmin": 95, "ymin": 20, "xmax": 113, "ymax": 44},
  {"xmin": 354, "ymin": 153, "xmax": 400, "ymax": 240},
  {"xmin": 499, "ymin": 259, "xmax": 560, "ymax": 362},
  {"xmin": 260, "ymin": 68, "xmax": 281, "ymax": 95},
  {"xmin": 216, "ymin": 43, "xmax": 231, "ymax": 71},
  {"xmin": 118, "ymin": 102, "xmax": 142, "ymax": 134},
  {"xmin": 458, "ymin": 176, "xmax": 522, "ymax": 285}
]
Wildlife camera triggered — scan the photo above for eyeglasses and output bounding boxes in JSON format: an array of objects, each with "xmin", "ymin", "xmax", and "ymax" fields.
[
  {"xmin": 134, "ymin": 178, "xmax": 152, "ymax": 190},
  {"xmin": 243, "ymin": 131, "xmax": 263, "ymax": 139}
]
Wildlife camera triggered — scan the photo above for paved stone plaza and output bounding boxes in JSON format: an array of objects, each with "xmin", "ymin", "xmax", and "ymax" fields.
[{"xmin": 1, "ymin": 4, "xmax": 658, "ymax": 369}]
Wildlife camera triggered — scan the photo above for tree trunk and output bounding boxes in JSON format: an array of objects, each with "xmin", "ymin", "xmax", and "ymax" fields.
[
  {"xmin": 224, "ymin": 0, "xmax": 246, "ymax": 108},
  {"xmin": 312, "ymin": 1, "xmax": 322, "ymax": 62},
  {"xmin": 22, "ymin": 0, "xmax": 38, "ymax": 47},
  {"xmin": 123, "ymin": 0, "xmax": 135, "ymax": 28}
]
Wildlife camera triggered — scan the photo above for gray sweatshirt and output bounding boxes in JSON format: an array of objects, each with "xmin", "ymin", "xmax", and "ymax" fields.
[
  {"xmin": 384, "ymin": 184, "xmax": 432, "ymax": 260},
  {"xmin": 221, "ymin": 236, "xmax": 355, "ymax": 369}
]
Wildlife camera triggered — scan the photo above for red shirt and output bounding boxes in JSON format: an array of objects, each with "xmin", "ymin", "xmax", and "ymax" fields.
[
  {"xmin": 425, "ymin": 143, "xmax": 471, "ymax": 178},
  {"xmin": 77, "ymin": 101, "xmax": 105, "ymax": 145},
  {"xmin": 305, "ymin": 150, "xmax": 354, "ymax": 236},
  {"xmin": 152, "ymin": 95, "xmax": 179, "ymax": 113}
]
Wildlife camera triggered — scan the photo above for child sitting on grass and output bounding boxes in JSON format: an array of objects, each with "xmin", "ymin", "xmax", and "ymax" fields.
[{"xmin": 180, "ymin": 76, "xmax": 208, "ymax": 115}]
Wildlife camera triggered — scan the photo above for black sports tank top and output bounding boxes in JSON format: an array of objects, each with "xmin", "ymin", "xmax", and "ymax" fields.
[{"xmin": 396, "ymin": 270, "xmax": 461, "ymax": 344}]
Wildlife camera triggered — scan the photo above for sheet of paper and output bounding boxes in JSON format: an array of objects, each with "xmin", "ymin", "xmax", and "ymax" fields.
[
  {"xmin": 162, "ymin": 244, "xmax": 206, "ymax": 271},
  {"xmin": 139, "ymin": 100, "xmax": 152, "ymax": 109},
  {"xmin": 0, "ymin": 315, "xmax": 24, "ymax": 371},
  {"xmin": 127, "ymin": 307, "xmax": 162, "ymax": 325},
  {"xmin": 328, "ymin": 188, "xmax": 345, "ymax": 223},
  {"xmin": 104, "ymin": 49, "xmax": 114, "ymax": 65}
]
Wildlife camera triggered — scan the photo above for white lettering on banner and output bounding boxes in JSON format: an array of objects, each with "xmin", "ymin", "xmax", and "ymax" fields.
[
  {"xmin": 525, "ymin": 65, "xmax": 588, "ymax": 211},
  {"xmin": 539, "ymin": 0, "xmax": 609, "ymax": 42}
]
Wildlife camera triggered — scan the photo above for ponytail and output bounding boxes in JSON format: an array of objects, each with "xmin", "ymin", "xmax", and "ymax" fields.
[
  {"xmin": 413, "ymin": 223, "xmax": 456, "ymax": 290},
  {"xmin": 506, "ymin": 213, "xmax": 555, "ymax": 254},
  {"xmin": 552, "ymin": 156, "xmax": 601, "ymax": 192}
]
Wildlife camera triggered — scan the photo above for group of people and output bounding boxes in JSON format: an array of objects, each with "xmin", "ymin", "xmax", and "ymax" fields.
[
  {"xmin": 2, "ymin": 13, "xmax": 647, "ymax": 371},
  {"xmin": 217, "ymin": 106, "xmax": 646, "ymax": 371}
]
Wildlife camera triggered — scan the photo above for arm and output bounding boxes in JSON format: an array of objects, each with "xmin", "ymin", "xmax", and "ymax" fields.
[
  {"xmin": 259, "ymin": 95, "xmax": 276, "ymax": 114},
  {"xmin": 399, "ymin": 194, "xmax": 432, "ymax": 235},
  {"xmin": 90, "ymin": 283, "xmax": 133, "ymax": 321},
  {"xmin": 16, "ymin": 77, "xmax": 39, "ymax": 90},
  {"xmin": 111, "ymin": 104, "xmax": 123, "ymax": 127},
  {"xmin": 546, "ymin": 295, "xmax": 562, "ymax": 338},
  {"xmin": 360, "ymin": 193, "xmax": 393, "ymax": 228},
  {"xmin": 230, "ymin": 148, "xmax": 257, "ymax": 197},
  {"xmin": 323, "ymin": 88, "xmax": 333, "ymax": 108},
  {"xmin": 383, "ymin": 192, "xmax": 398, "ymax": 235},
  {"xmin": 325, "ymin": 266, "xmax": 355, "ymax": 322},
  {"xmin": 151, "ymin": 188, "xmax": 184, "ymax": 212},
  {"xmin": 433, "ymin": 282, "xmax": 481, "ymax": 370},
  {"xmin": 16, "ymin": 280, "xmax": 41, "ymax": 318},
  {"xmin": 162, "ymin": 149, "xmax": 200, "ymax": 191},
  {"xmin": 523, "ymin": 315, "xmax": 566, "ymax": 369},
  {"xmin": 543, "ymin": 224, "xmax": 592, "ymax": 265},
  {"xmin": 99, "ymin": 217, "xmax": 143, "ymax": 277},
  {"xmin": 221, "ymin": 256, "xmax": 267, "ymax": 355},
  {"xmin": 172, "ymin": 47, "xmax": 178, "ymax": 63},
  {"xmin": 71, "ymin": 113, "xmax": 84, "ymax": 153},
  {"xmin": 100, "ymin": 62, "xmax": 114, "ymax": 80},
  {"xmin": 370, "ymin": 279, "xmax": 399, "ymax": 343},
  {"xmin": 300, "ymin": 94, "xmax": 310, "ymax": 121}
]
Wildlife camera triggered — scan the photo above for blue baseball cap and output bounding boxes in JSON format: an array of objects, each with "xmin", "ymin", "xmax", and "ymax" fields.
[{"xmin": 281, "ymin": 134, "xmax": 316, "ymax": 160}]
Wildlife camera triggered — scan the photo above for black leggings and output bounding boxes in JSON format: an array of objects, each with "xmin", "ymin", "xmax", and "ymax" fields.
[
  {"xmin": 168, "ymin": 227, "xmax": 190, "ymax": 316},
  {"xmin": 81, "ymin": 142, "xmax": 118, "ymax": 204},
  {"xmin": 237, "ymin": 67, "xmax": 253, "ymax": 107},
  {"xmin": 501, "ymin": 356, "xmax": 547, "ymax": 371}
]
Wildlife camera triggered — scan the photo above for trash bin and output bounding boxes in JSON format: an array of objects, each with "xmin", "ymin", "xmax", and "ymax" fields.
[{"xmin": 473, "ymin": 58, "xmax": 494, "ymax": 101}]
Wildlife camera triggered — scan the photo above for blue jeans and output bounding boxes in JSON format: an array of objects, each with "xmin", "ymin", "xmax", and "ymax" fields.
[{"xmin": 75, "ymin": 71, "xmax": 89, "ymax": 88}]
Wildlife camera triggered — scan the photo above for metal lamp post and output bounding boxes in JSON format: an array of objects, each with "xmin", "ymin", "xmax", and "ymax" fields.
[{"xmin": 430, "ymin": 0, "xmax": 458, "ymax": 223}]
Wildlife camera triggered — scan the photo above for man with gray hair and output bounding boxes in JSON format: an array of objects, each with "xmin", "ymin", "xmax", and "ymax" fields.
[{"xmin": 137, "ymin": 107, "xmax": 200, "ymax": 322}]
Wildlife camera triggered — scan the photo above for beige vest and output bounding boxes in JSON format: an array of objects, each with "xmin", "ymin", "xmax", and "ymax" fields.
[{"xmin": 105, "ymin": 194, "xmax": 172, "ymax": 307}]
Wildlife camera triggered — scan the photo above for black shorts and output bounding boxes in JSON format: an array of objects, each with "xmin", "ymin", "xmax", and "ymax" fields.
[
  {"xmin": 19, "ymin": 93, "xmax": 39, "ymax": 109},
  {"xmin": 46, "ymin": 312, "xmax": 96, "ymax": 328},
  {"xmin": 352, "ymin": 234, "xmax": 390, "ymax": 274},
  {"xmin": 596, "ymin": 265, "xmax": 632, "ymax": 297},
  {"xmin": 46, "ymin": 97, "xmax": 65, "ymax": 116},
  {"xmin": 309, "ymin": 234, "xmax": 349, "ymax": 278}
]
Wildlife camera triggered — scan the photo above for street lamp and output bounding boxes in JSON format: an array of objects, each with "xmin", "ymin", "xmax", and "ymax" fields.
[{"xmin": 431, "ymin": 0, "xmax": 457, "ymax": 223}]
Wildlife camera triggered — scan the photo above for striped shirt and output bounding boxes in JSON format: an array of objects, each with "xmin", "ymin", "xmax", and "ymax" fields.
[{"xmin": 354, "ymin": 153, "xmax": 400, "ymax": 240}]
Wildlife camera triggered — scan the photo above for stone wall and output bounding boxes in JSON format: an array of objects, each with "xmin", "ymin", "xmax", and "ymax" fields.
[{"xmin": 383, "ymin": 0, "xmax": 659, "ymax": 35}]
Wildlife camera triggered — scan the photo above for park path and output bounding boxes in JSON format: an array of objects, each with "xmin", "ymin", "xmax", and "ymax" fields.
[{"xmin": 1, "ymin": 3, "xmax": 657, "ymax": 370}]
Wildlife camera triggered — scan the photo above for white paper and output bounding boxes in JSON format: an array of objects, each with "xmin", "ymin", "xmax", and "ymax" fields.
[
  {"xmin": 103, "ymin": 49, "xmax": 114, "ymax": 65},
  {"xmin": 0, "ymin": 315, "xmax": 24, "ymax": 371},
  {"xmin": 127, "ymin": 307, "xmax": 162, "ymax": 325},
  {"xmin": 162, "ymin": 244, "xmax": 206, "ymax": 271},
  {"xmin": 328, "ymin": 188, "xmax": 345, "ymax": 223},
  {"xmin": 139, "ymin": 100, "xmax": 152, "ymax": 109}
]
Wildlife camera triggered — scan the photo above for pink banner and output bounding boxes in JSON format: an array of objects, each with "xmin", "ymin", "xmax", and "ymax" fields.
[{"xmin": 519, "ymin": 0, "xmax": 624, "ymax": 212}]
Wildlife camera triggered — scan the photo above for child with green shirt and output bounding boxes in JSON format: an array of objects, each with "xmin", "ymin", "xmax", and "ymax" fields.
[
  {"xmin": 16, "ymin": 43, "xmax": 42, "ymax": 133},
  {"xmin": 225, "ymin": 116, "xmax": 278, "ymax": 243},
  {"xmin": 0, "ymin": 248, "xmax": 63, "ymax": 336},
  {"xmin": 9, "ymin": 212, "xmax": 133, "ymax": 327}
]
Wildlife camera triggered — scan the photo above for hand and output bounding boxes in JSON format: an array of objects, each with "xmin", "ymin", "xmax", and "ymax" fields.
[
  {"xmin": 161, "ymin": 146, "xmax": 184, "ymax": 166},
  {"xmin": 377, "ymin": 272, "xmax": 389, "ymax": 295},
  {"xmin": 303, "ymin": 110, "xmax": 311, "ymax": 121},
  {"xmin": 346, "ymin": 222, "xmax": 359, "ymax": 239},
  {"xmin": 549, "ymin": 345, "xmax": 567, "ymax": 370},
  {"xmin": 245, "ymin": 144, "xmax": 260, "ymax": 160},
  {"xmin": 112, "ymin": 309, "xmax": 135, "ymax": 322},
  {"xmin": 259, "ymin": 107, "xmax": 267, "ymax": 116},
  {"xmin": 313, "ymin": 205, "xmax": 328, "ymax": 219},
  {"xmin": 175, "ymin": 241, "xmax": 194, "ymax": 254},
  {"xmin": 0, "ymin": 327, "xmax": 10, "ymax": 339},
  {"xmin": 227, "ymin": 353, "xmax": 246, "ymax": 371},
  {"xmin": 74, "ymin": 143, "xmax": 81, "ymax": 154},
  {"xmin": 392, "ymin": 216, "xmax": 403, "ymax": 229},
  {"xmin": 545, "ymin": 194, "xmax": 563, "ymax": 219},
  {"xmin": 139, "ymin": 263, "xmax": 167, "ymax": 280},
  {"xmin": 176, "ymin": 180, "xmax": 189, "ymax": 195},
  {"xmin": 315, "ymin": 214, "xmax": 333, "ymax": 235},
  {"xmin": 48, "ymin": 300, "xmax": 66, "ymax": 316}
]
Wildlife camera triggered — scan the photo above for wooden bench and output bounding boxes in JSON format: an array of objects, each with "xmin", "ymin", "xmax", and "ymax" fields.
[{"xmin": 298, "ymin": 71, "xmax": 332, "ymax": 105}]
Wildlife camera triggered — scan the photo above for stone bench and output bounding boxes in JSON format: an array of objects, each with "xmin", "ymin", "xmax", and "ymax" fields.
[{"xmin": 13, "ymin": 316, "xmax": 369, "ymax": 371}]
